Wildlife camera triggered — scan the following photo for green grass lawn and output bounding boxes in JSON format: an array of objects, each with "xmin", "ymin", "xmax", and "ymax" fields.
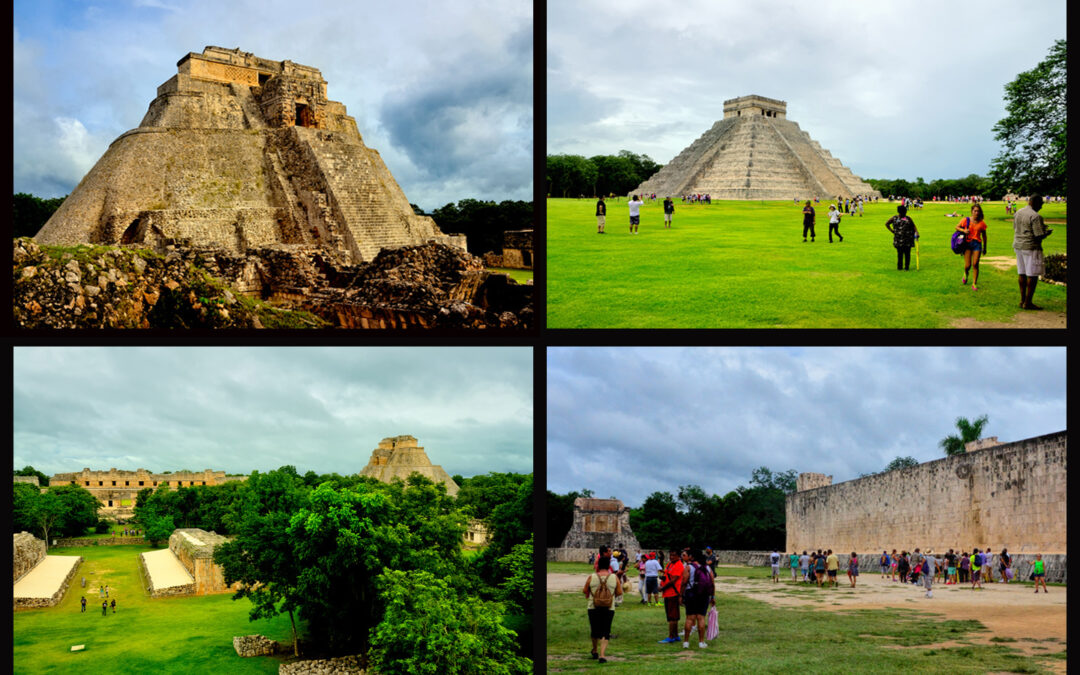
[
  {"xmin": 546, "ymin": 584, "xmax": 1062, "ymax": 673},
  {"xmin": 547, "ymin": 198, "xmax": 1066, "ymax": 328},
  {"xmin": 488, "ymin": 267, "xmax": 534, "ymax": 284},
  {"xmin": 14, "ymin": 545, "xmax": 297, "ymax": 674}
]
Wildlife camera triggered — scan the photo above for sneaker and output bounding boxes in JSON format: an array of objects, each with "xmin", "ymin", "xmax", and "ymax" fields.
[
  {"xmin": 591, "ymin": 651, "xmax": 598, "ymax": 659},
  {"xmin": 598, "ymin": 658, "xmax": 607, "ymax": 664},
  {"xmin": 961, "ymin": 276, "xmax": 968, "ymax": 285},
  {"xmin": 683, "ymin": 642, "xmax": 690, "ymax": 649},
  {"xmin": 699, "ymin": 642, "xmax": 708, "ymax": 648},
  {"xmin": 971, "ymin": 285, "xmax": 978, "ymax": 291},
  {"xmin": 658, "ymin": 637, "xmax": 678, "ymax": 644}
]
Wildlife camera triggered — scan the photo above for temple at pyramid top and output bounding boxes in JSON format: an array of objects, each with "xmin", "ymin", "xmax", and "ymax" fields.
[
  {"xmin": 35, "ymin": 46, "xmax": 465, "ymax": 263},
  {"xmin": 632, "ymin": 95, "xmax": 881, "ymax": 200},
  {"xmin": 359, "ymin": 435, "xmax": 460, "ymax": 496}
]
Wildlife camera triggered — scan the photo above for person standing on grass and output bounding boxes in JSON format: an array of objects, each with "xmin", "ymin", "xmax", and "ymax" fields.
[
  {"xmin": 815, "ymin": 550, "xmax": 826, "ymax": 586},
  {"xmin": 1031, "ymin": 554, "xmax": 1048, "ymax": 593},
  {"xmin": 825, "ymin": 549, "xmax": 839, "ymax": 588},
  {"xmin": 800, "ymin": 550, "xmax": 810, "ymax": 582},
  {"xmin": 628, "ymin": 195, "xmax": 644, "ymax": 235},
  {"xmin": 636, "ymin": 552, "xmax": 648, "ymax": 604},
  {"xmin": 802, "ymin": 200, "xmax": 816, "ymax": 242},
  {"xmin": 1013, "ymin": 195, "xmax": 1052, "ymax": 310},
  {"xmin": 847, "ymin": 552, "xmax": 859, "ymax": 588},
  {"xmin": 885, "ymin": 205, "xmax": 918, "ymax": 270},
  {"xmin": 663, "ymin": 196, "xmax": 675, "ymax": 228},
  {"xmin": 111, "ymin": 598, "xmax": 116, "ymax": 613},
  {"xmin": 790, "ymin": 551, "xmax": 800, "ymax": 581},
  {"xmin": 658, "ymin": 549, "xmax": 685, "ymax": 644},
  {"xmin": 583, "ymin": 555, "xmax": 621, "ymax": 664},
  {"xmin": 644, "ymin": 552, "xmax": 663, "ymax": 606},
  {"xmin": 827, "ymin": 205, "xmax": 844, "ymax": 242},
  {"xmin": 595, "ymin": 195, "xmax": 607, "ymax": 234},
  {"xmin": 770, "ymin": 549, "xmax": 781, "ymax": 583},
  {"xmin": 81, "ymin": 596, "xmax": 87, "ymax": 613},
  {"xmin": 681, "ymin": 549, "xmax": 714, "ymax": 650},
  {"xmin": 705, "ymin": 547, "xmax": 718, "ymax": 577},
  {"xmin": 956, "ymin": 203, "xmax": 988, "ymax": 290},
  {"xmin": 102, "ymin": 600, "xmax": 107, "ymax": 616}
]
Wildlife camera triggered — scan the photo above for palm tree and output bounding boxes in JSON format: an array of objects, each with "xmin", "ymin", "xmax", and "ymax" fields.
[{"xmin": 939, "ymin": 415, "xmax": 989, "ymax": 456}]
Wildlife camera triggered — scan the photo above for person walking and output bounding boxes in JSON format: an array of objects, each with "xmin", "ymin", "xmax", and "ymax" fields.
[
  {"xmin": 790, "ymin": 551, "xmax": 800, "ymax": 582},
  {"xmin": 814, "ymin": 550, "xmax": 826, "ymax": 586},
  {"xmin": 1030, "ymin": 554, "xmax": 1048, "ymax": 593},
  {"xmin": 658, "ymin": 549, "xmax": 685, "ymax": 644},
  {"xmin": 628, "ymin": 195, "xmax": 644, "ymax": 235},
  {"xmin": 102, "ymin": 600, "xmax": 108, "ymax": 616},
  {"xmin": 802, "ymin": 200, "xmax": 816, "ymax": 242},
  {"xmin": 1012, "ymin": 195, "xmax": 1053, "ymax": 309},
  {"xmin": 890, "ymin": 549, "xmax": 899, "ymax": 581},
  {"xmin": 662, "ymin": 196, "xmax": 675, "ymax": 228},
  {"xmin": 770, "ymin": 549, "xmax": 781, "ymax": 583},
  {"xmin": 595, "ymin": 195, "xmax": 607, "ymax": 234},
  {"xmin": 636, "ymin": 553, "xmax": 648, "ymax": 604},
  {"xmin": 970, "ymin": 549, "xmax": 983, "ymax": 589},
  {"xmin": 922, "ymin": 552, "xmax": 936, "ymax": 598},
  {"xmin": 825, "ymin": 549, "xmax": 839, "ymax": 588},
  {"xmin": 81, "ymin": 596, "xmax": 87, "ymax": 613},
  {"xmin": 1000, "ymin": 548, "xmax": 1012, "ymax": 584},
  {"xmin": 956, "ymin": 203, "xmax": 988, "ymax": 290},
  {"xmin": 847, "ymin": 552, "xmax": 859, "ymax": 588},
  {"xmin": 111, "ymin": 598, "xmax": 116, "ymax": 614},
  {"xmin": 885, "ymin": 205, "xmax": 918, "ymax": 270},
  {"xmin": 879, "ymin": 550, "xmax": 890, "ymax": 579},
  {"xmin": 827, "ymin": 205, "xmax": 843, "ymax": 243},
  {"xmin": 799, "ymin": 550, "xmax": 810, "ymax": 582},
  {"xmin": 583, "ymin": 555, "xmax": 622, "ymax": 663}
]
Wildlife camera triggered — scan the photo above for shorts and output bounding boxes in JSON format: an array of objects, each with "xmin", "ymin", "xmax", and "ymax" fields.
[
  {"xmin": 827, "ymin": 570, "xmax": 837, "ymax": 577},
  {"xmin": 684, "ymin": 595, "xmax": 709, "ymax": 617},
  {"xmin": 646, "ymin": 577, "xmax": 659, "ymax": 594},
  {"xmin": 972, "ymin": 570, "xmax": 981, "ymax": 581},
  {"xmin": 1015, "ymin": 248, "xmax": 1045, "ymax": 276},
  {"xmin": 597, "ymin": 215, "xmax": 605, "ymax": 226},
  {"xmin": 771, "ymin": 565, "xmax": 780, "ymax": 575},
  {"xmin": 1033, "ymin": 573, "xmax": 1045, "ymax": 579},
  {"xmin": 664, "ymin": 596, "xmax": 681, "ymax": 622},
  {"xmin": 664, "ymin": 213, "xmax": 672, "ymax": 222},
  {"xmin": 948, "ymin": 567, "xmax": 956, "ymax": 576},
  {"xmin": 587, "ymin": 608, "xmax": 614, "ymax": 640},
  {"xmin": 849, "ymin": 568, "xmax": 858, "ymax": 577},
  {"xmin": 966, "ymin": 239, "xmax": 983, "ymax": 252},
  {"xmin": 629, "ymin": 215, "xmax": 640, "ymax": 225}
]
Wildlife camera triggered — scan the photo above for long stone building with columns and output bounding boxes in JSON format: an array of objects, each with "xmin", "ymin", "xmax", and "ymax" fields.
[{"xmin": 50, "ymin": 468, "xmax": 246, "ymax": 516}]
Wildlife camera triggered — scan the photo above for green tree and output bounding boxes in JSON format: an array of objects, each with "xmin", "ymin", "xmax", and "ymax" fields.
[
  {"xmin": 141, "ymin": 511, "xmax": 175, "ymax": 547},
  {"xmin": 13, "ymin": 193, "xmax": 66, "ymax": 238},
  {"xmin": 13, "ymin": 482, "xmax": 42, "ymax": 534},
  {"xmin": 989, "ymin": 39, "xmax": 1066, "ymax": 196},
  {"xmin": 629, "ymin": 490, "xmax": 682, "ymax": 550},
  {"xmin": 750, "ymin": 467, "xmax": 798, "ymax": 494},
  {"xmin": 48, "ymin": 484, "xmax": 100, "ymax": 537},
  {"xmin": 27, "ymin": 491, "xmax": 66, "ymax": 549},
  {"xmin": 884, "ymin": 456, "xmax": 919, "ymax": 471},
  {"xmin": 13, "ymin": 465, "xmax": 50, "ymax": 486},
  {"xmin": 369, "ymin": 569, "xmax": 531, "ymax": 675},
  {"xmin": 456, "ymin": 472, "xmax": 528, "ymax": 522},
  {"xmin": 939, "ymin": 415, "xmax": 990, "ymax": 457}
]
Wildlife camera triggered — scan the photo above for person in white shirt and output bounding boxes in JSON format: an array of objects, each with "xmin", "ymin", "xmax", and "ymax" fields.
[{"xmin": 628, "ymin": 195, "xmax": 644, "ymax": 234}]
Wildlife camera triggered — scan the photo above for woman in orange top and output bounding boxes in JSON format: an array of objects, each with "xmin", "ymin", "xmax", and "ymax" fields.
[{"xmin": 956, "ymin": 203, "xmax": 988, "ymax": 290}]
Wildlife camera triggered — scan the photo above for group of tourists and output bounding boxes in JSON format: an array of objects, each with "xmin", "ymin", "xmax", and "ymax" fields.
[
  {"xmin": 80, "ymin": 595, "xmax": 117, "ymax": 615},
  {"xmin": 583, "ymin": 545, "xmax": 717, "ymax": 663},
  {"xmin": 682, "ymin": 194, "xmax": 712, "ymax": 204}
]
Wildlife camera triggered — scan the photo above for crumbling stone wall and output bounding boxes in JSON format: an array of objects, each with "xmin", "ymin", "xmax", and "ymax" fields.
[
  {"xmin": 786, "ymin": 431, "xmax": 1067, "ymax": 577},
  {"xmin": 233, "ymin": 634, "xmax": 280, "ymax": 657},
  {"xmin": 13, "ymin": 532, "xmax": 46, "ymax": 583},
  {"xmin": 14, "ymin": 552, "xmax": 84, "ymax": 610},
  {"xmin": 168, "ymin": 529, "xmax": 235, "ymax": 594},
  {"xmin": 279, "ymin": 655, "xmax": 365, "ymax": 674}
]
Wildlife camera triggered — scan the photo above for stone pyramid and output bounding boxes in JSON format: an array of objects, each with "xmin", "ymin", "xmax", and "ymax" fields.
[
  {"xmin": 633, "ymin": 95, "xmax": 881, "ymax": 200},
  {"xmin": 35, "ymin": 46, "xmax": 465, "ymax": 263},
  {"xmin": 359, "ymin": 435, "xmax": 460, "ymax": 496}
]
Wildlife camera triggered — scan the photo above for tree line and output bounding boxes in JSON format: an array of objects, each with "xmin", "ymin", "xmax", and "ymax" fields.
[
  {"xmin": 546, "ymin": 151, "xmax": 662, "ymax": 198},
  {"xmin": 547, "ymin": 467, "xmax": 796, "ymax": 553}
]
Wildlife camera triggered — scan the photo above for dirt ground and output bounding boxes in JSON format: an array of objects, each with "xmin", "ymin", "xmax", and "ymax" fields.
[{"xmin": 548, "ymin": 571, "xmax": 1066, "ymax": 671}]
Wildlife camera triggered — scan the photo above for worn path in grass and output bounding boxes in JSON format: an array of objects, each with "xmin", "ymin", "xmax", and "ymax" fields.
[{"xmin": 548, "ymin": 569, "xmax": 1065, "ymax": 668}]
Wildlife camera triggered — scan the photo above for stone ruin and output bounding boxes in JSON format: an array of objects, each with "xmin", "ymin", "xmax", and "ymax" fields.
[
  {"xmin": 13, "ymin": 532, "xmax": 83, "ymax": 609},
  {"xmin": 233, "ymin": 634, "xmax": 280, "ymax": 658},
  {"xmin": 167, "ymin": 528, "xmax": 239, "ymax": 595},
  {"xmin": 50, "ymin": 467, "xmax": 245, "ymax": 518},
  {"xmin": 35, "ymin": 46, "xmax": 465, "ymax": 264},
  {"xmin": 633, "ymin": 95, "xmax": 881, "ymax": 200},
  {"xmin": 483, "ymin": 229, "xmax": 533, "ymax": 270},
  {"xmin": 13, "ymin": 532, "xmax": 46, "ymax": 583},
  {"xmin": 559, "ymin": 498, "xmax": 641, "ymax": 553},
  {"xmin": 359, "ymin": 435, "xmax": 460, "ymax": 496}
]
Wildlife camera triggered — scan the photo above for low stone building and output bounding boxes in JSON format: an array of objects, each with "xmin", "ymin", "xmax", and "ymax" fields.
[
  {"xmin": 168, "ymin": 528, "xmax": 239, "ymax": 595},
  {"xmin": 50, "ymin": 468, "xmax": 246, "ymax": 517},
  {"xmin": 13, "ymin": 532, "xmax": 83, "ymax": 609},
  {"xmin": 483, "ymin": 229, "xmax": 533, "ymax": 270},
  {"xmin": 13, "ymin": 532, "xmax": 46, "ymax": 583},
  {"xmin": 549, "ymin": 498, "xmax": 641, "ymax": 561},
  {"xmin": 359, "ymin": 435, "xmax": 460, "ymax": 496}
]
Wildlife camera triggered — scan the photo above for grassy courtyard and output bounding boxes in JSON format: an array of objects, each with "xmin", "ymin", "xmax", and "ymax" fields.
[
  {"xmin": 546, "ymin": 198, "xmax": 1067, "ymax": 328},
  {"xmin": 13, "ymin": 545, "xmax": 296, "ymax": 674}
]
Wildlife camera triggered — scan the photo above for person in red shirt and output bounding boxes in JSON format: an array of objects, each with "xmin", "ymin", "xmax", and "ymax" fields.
[
  {"xmin": 956, "ymin": 203, "xmax": 988, "ymax": 290},
  {"xmin": 657, "ymin": 549, "xmax": 685, "ymax": 643}
]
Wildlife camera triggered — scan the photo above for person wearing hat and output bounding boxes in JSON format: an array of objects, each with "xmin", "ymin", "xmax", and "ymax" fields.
[{"xmin": 644, "ymin": 552, "xmax": 663, "ymax": 605}]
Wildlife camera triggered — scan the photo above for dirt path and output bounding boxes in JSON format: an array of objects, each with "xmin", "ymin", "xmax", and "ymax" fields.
[{"xmin": 548, "ymin": 573, "xmax": 1066, "ymax": 670}]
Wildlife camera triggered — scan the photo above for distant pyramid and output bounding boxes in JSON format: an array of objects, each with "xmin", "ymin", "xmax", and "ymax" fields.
[
  {"xmin": 633, "ymin": 95, "xmax": 880, "ymax": 200},
  {"xmin": 360, "ymin": 435, "xmax": 459, "ymax": 496}
]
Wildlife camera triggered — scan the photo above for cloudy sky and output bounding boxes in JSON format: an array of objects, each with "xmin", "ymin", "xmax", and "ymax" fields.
[
  {"xmin": 13, "ymin": 347, "xmax": 532, "ymax": 479},
  {"xmin": 548, "ymin": 347, "xmax": 1066, "ymax": 507},
  {"xmin": 13, "ymin": 0, "xmax": 532, "ymax": 212},
  {"xmin": 548, "ymin": 0, "xmax": 1066, "ymax": 182}
]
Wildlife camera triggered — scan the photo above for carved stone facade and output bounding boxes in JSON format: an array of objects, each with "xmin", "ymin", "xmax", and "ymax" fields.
[
  {"xmin": 36, "ymin": 46, "xmax": 465, "ymax": 264},
  {"xmin": 50, "ymin": 468, "xmax": 245, "ymax": 516},
  {"xmin": 168, "ymin": 528, "xmax": 240, "ymax": 595},
  {"xmin": 633, "ymin": 95, "xmax": 881, "ymax": 200},
  {"xmin": 359, "ymin": 435, "xmax": 459, "ymax": 496},
  {"xmin": 560, "ymin": 498, "xmax": 641, "ymax": 552}
]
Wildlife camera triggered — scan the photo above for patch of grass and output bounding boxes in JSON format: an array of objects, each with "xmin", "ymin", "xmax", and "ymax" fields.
[
  {"xmin": 546, "ymin": 589, "xmax": 1050, "ymax": 673},
  {"xmin": 547, "ymin": 198, "xmax": 1067, "ymax": 327},
  {"xmin": 14, "ymin": 545, "xmax": 297, "ymax": 674},
  {"xmin": 488, "ymin": 267, "xmax": 533, "ymax": 284}
]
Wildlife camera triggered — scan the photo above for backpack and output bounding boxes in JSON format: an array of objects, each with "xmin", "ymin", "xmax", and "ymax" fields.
[
  {"xmin": 592, "ymin": 574, "xmax": 614, "ymax": 608},
  {"xmin": 682, "ymin": 562, "xmax": 711, "ymax": 600},
  {"xmin": 950, "ymin": 229, "xmax": 967, "ymax": 254}
]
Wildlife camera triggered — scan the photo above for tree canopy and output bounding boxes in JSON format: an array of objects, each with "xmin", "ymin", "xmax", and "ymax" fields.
[
  {"xmin": 14, "ymin": 465, "xmax": 50, "ymax": 486},
  {"xmin": 546, "ymin": 151, "xmax": 661, "ymax": 198},
  {"xmin": 939, "ymin": 415, "xmax": 989, "ymax": 457},
  {"xmin": 428, "ymin": 199, "xmax": 533, "ymax": 257},
  {"xmin": 13, "ymin": 193, "xmax": 66, "ymax": 238}
]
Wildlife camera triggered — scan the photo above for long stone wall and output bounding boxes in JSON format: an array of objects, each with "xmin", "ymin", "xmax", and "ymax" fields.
[
  {"xmin": 53, "ymin": 537, "xmax": 145, "ymax": 547},
  {"xmin": 14, "ymin": 555, "xmax": 83, "ymax": 610},
  {"xmin": 13, "ymin": 532, "xmax": 46, "ymax": 583},
  {"xmin": 786, "ymin": 432, "xmax": 1066, "ymax": 578}
]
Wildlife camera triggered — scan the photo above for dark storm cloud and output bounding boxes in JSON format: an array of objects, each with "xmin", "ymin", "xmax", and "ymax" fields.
[{"xmin": 547, "ymin": 348, "xmax": 1065, "ymax": 507}]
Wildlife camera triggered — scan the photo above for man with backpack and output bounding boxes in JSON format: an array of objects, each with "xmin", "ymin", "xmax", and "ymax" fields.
[
  {"xmin": 970, "ymin": 548, "xmax": 984, "ymax": 589},
  {"xmin": 680, "ymin": 549, "xmax": 715, "ymax": 650}
]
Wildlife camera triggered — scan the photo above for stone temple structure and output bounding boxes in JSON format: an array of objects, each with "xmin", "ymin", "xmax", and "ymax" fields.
[
  {"xmin": 359, "ymin": 435, "xmax": 460, "ymax": 496},
  {"xmin": 50, "ymin": 468, "xmax": 246, "ymax": 518},
  {"xmin": 36, "ymin": 46, "xmax": 465, "ymax": 264},
  {"xmin": 559, "ymin": 498, "xmax": 641, "ymax": 553},
  {"xmin": 633, "ymin": 95, "xmax": 881, "ymax": 200}
]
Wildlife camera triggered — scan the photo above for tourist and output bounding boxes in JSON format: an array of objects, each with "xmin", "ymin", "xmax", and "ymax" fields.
[
  {"xmin": 770, "ymin": 549, "xmax": 780, "ymax": 582},
  {"xmin": 790, "ymin": 550, "xmax": 800, "ymax": 582},
  {"xmin": 111, "ymin": 598, "xmax": 116, "ymax": 613},
  {"xmin": 1030, "ymin": 554, "xmax": 1048, "ymax": 593},
  {"xmin": 814, "ymin": 550, "xmax": 826, "ymax": 586},
  {"xmin": 636, "ymin": 553, "xmax": 648, "ymax": 604},
  {"xmin": 681, "ymin": 549, "xmax": 714, "ymax": 649},
  {"xmin": 644, "ymin": 552, "xmax": 663, "ymax": 606},
  {"xmin": 704, "ymin": 547, "xmax": 718, "ymax": 577},
  {"xmin": 802, "ymin": 200, "xmax": 816, "ymax": 242},
  {"xmin": 956, "ymin": 203, "xmax": 988, "ymax": 290},
  {"xmin": 1000, "ymin": 548, "xmax": 1012, "ymax": 583},
  {"xmin": 102, "ymin": 600, "xmax": 107, "ymax": 616},
  {"xmin": 596, "ymin": 195, "xmax": 607, "ymax": 234},
  {"xmin": 825, "ymin": 549, "xmax": 839, "ymax": 588},
  {"xmin": 81, "ymin": 596, "xmax": 86, "ymax": 613},
  {"xmin": 583, "ymin": 555, "xmax": 621, "ymax": 664},
  {"xmin": 885, "ymin": 205, "xmax": 918, "ymax": 270},
  {"xmin": 983, "ymin": 548, "xmax": 995, "ymax": 583},
  {"xmin": 858, "ymin": 197, "xmax": 864, "ymax": 217},
  {"xmin": 959, "ymin": 550, "xmax": 970, "ymax": 584},
  {"xmin": 827, "ymin": 204, "xmax": 843, "ymax": 243},
  {"xmin": 663, "ymin": 196, "xmax": 675, "ymax": 228},
  {"xmin": 910, "ymin": 549, "xmax": 923, "ymax": 585},
  {"xmin": 922, "ymin": 551, "xmax": 936, "ymax": 598},
  {"xmin": 799, "ymin": 550, "xmax": 810, "ymax": 582},
  {"xmin": 970, "ymin": 548, "xmax": 983, "ymax": 589},
  {"xmin": 594, "ymin": 546, "xmax": 611, "ymax": 572},
  {"xmin": 879, "ymin": 550, "xmax": 889, "ymax": 579},
  {"xmin": 890, "ymin": 549, "xmax": 899, "ymax": 581},
  {"xmin": 628, "ymin": 195, "xmax": 644, "ymax": 235},
  {"xmin": 658, "ymin": 549, "xmax": 685, "ymax": 644},
  {"xmin": 897, "ymin": 551, "xmax": 909, "ymax": 583},
  {"xmin": 847, "ymin": 552, "xmax": 859, "ymax": 588},
  {"xmin": 99, "ymin": 585, "xmax": 104, "ymax": 598},
  {"xmin": 1012, "ymin": 195, "xmax": 1052, "ymax": 309},
  {"xmin": 945, "ymin": 549, "xmax": 957, "ymax": 585}
]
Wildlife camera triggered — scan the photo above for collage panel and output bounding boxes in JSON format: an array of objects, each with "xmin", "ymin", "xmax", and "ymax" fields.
[
  {"xmin": 13, "ymin": 0, "xmax": 534, "ymax": 332},
  {"xmin": 13, "ymin": 346, "xmax": 534, "ymax": 672},
  {"xmin": 546, "ymin": 347, "xmax": 1066, "ymax": 671}
]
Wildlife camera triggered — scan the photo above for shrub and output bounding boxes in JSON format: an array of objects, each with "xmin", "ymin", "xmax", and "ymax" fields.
[
  {"xmin": 1043, "ymin": 253, "xmax": 1066, "ymax": 285},
  {"xmin": 94, "ymin": 520, "xmax": 112, "ymax": 534}
]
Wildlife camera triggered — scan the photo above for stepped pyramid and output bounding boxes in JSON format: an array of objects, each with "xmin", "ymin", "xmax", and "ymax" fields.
[
  {"xmin": 359, "ymin": 435, "xmax": 460, "ymax": 496},
  {"xmin": 35, "ymin": 46, "xmax": 465, "ymax": 263},
  {"xmin": 633, "ymin": 95, "xmax": 880, "ymax": 200}
]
